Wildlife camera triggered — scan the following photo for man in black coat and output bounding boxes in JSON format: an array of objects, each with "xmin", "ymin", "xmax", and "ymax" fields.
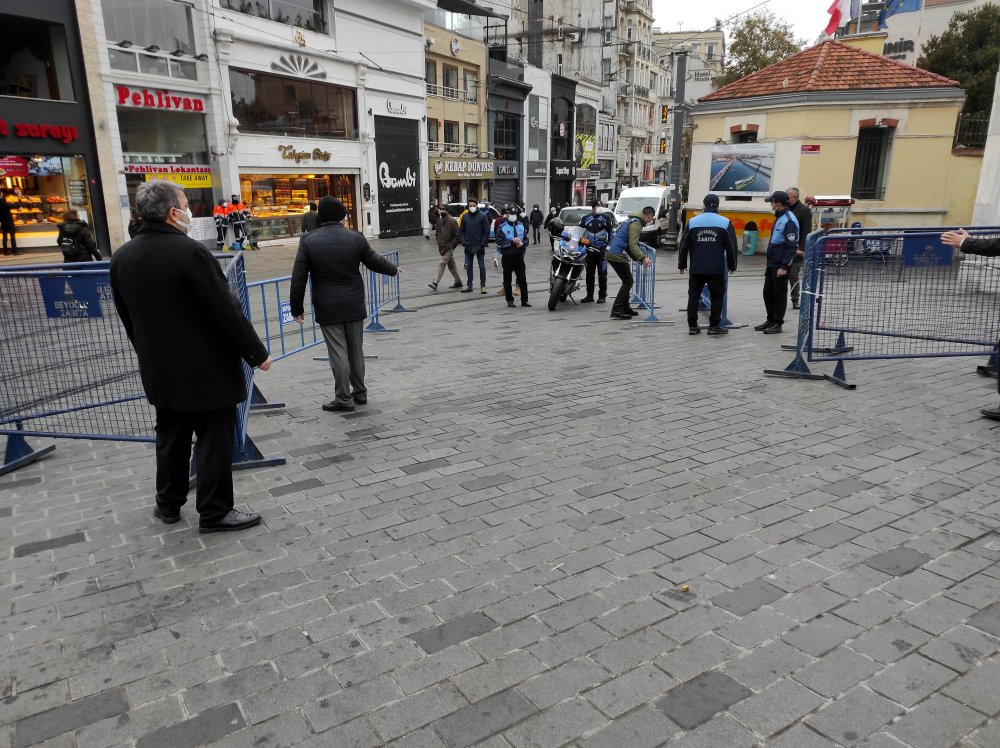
[
  {"xmin": 110, "ymin": 180, "xmax": 272, "ymax": 533},
  {"xmin": 290, "ymin": 197, "xmax": 401, "ymax": 412},
  {"xmin": 786, "ymin": 187, "xmax": 812, "ymax": 309},
  {"xmin": 943, "ymin": 227, "xmax": 1000, "ymax": 420}
]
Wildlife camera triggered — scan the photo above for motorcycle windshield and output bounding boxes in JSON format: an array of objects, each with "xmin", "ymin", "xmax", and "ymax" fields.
[{"xmin": 557, "ymin": 226, "xmax": 588, "ymax": 260}]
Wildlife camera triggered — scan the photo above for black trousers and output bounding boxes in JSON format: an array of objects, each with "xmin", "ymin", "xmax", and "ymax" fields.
[
  {"xmin": 216, "ymin": 225, "xmax": 227, "ymax": 250},
  {"xmin": 688, "ymin": 273, "xmax": 725, "ymax": 328},
  {"xmin": 608, "ymin": 260, "xmax": 633, "ymax": 314},
  {"xmin": 155, "ymin": 406, "xmax": 236, "ymax": 522},
  {"xmin": 763, "ymin": 266, "xmax": 789, "ymax": 326},
  {"xmin": 788, "ymin": 258, "xmax": 802, "ymax": 304},
  {"xmin": 2, "ymin": 222, "xmax": 16, "ymax": 252},
  {"xmin": 532, "ymin": 226, "xmax": 541, "ymax": 243},
  {"xmin": 502, "ymin": 251, "xmax": 528, "ymax": 303},
  {"xmin": 585, "ymin": 251, "xmax": 608, "ymax": 299}
]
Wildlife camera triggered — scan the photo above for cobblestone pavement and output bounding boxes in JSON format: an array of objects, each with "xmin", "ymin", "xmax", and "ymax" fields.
[{"xmin": 2, "ymin": 234, "xmax": 1000, "ymax": 747}]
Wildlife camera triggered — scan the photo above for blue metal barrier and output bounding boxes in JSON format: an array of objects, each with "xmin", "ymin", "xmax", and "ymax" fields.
[
  {"xmin": 765, "ymin": 226, "xmax": 1000, "ymax": 388},
  {"xmin": 629, "ymin": 243, "xmax": 666, "ymax": 323},
  {"xmin": 0, "ymin": 253, "xmax": 284, "ymax": 475}
]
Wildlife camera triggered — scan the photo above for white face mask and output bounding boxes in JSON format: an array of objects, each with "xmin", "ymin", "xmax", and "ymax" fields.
[
  {"xmin": 468, "ymin": 205, "xmax": 477, "ymax": 213},
  {"xmin": 507, "ymin": 215, "xmax": 517, "ymax": 223},
  {"xmin": 174, "ymin": 206, "xmax": 192, "ymax": 233}
]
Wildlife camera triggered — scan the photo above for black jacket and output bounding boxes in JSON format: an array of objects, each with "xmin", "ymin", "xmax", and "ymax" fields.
[
  {"xmin": 289, "ymin": 221, "xmax": 398, "ymax": 324},
  {"xmin": 789, "ymin": 201, "xmax": 812, "ymax": 257},
  {"xmin": 961, "ymin": 237, "xmax": 1000, "ymax": 256},
  {"xmin": 0, "ymin": 199, "xmax": 13, "ymax": 227},
  {"xmin": 58, "ymin": 220, "xmax": 102, "ymax": 262},
  {"xmin": 110, "ymin": 222, "xmax": 269, "ymax": 412},
  {"xmin": 678, "ymin": 211, "xmax": 738, "ymax": 275},
  {"xmin": 458, "ymin": 210, "xmax": 491, "ymax": 250},
  {"xmin": 127, "ymin": 219, "xmax": 142, "ymax": 239},
  {"xmin": 529, "ymin": 208, "xmax": 544, "ymax": 227},
  {"xmin": 301, "ymin": 210, "xmax": 320, "ymax": 234}
]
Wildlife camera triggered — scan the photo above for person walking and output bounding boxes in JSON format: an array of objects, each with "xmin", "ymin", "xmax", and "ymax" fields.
[
  {"xmin": 301, "ymin": 202, "xmax": 319, "ymax": 234},
  {"xmin": 755, "ymin": 190, "xmax": 800, "ymax": 335},
  {"xmin": 57, "ymin": 210, "xmax": 102, "ymax": 263},
  {"xmin": 0, "ymin": 192, "xmax": 17, "ymax": 255},
  {"xmin": 110, "ymin": 180, "xmax": 272, "ymax": 533},
  {"xmin": 529, "ymin": 204, "xmax": 544, "ymax": 244},
  {"xmin": 289, "ymin": 197, "xmax": 400, "ymax": 412},
  {"xmin": 228, "ymin": 194, "xmax": 248, "ymax": 249},
  {"xmin": 543, "ymin": 206, "xmax": 560, "ymax": 252},
  {"xmin": 496, "ymin": 206, "xmax": 530, "ymax": 308},
  {"xmin": 678, "ymin": 194, "xmax": 738, "ymax": 335},
  {"xmin": 605, "ymin": 206, "xmax": 654, "ymax": 319},
  {"xmin": 579, "ymin": 199, "xmax": 615, "ymax": 303},
  {"xmin": 213, "ymin": 199, "xmax": 229, "ymax": 250},
  {"xmin": 429, "ymin": 205, "xmax": 464, "ymax": 291},
  {"xmin": 458, "ymin": 197, "xmax": 490, "ymax": 293},
  {"xmin": 786, "ymin": 187, "xmax": 812, "ymax": 310}
]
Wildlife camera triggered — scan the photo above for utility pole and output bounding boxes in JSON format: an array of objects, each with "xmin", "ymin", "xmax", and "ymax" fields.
[
  {"xmin": 662, "ymin": 49, "xmax": 687, "ymax": 251},
  {"xmin": 627, "ymin": 41, "xmax": 636, "ymax": 187}
]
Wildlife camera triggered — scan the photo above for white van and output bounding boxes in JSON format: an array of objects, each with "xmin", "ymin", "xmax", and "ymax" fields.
[{"xmin": 612, "ymin": 185, "xmax": 672, "ymax": 246}]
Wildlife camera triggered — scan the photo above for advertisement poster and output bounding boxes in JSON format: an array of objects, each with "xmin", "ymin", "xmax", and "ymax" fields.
[
  {"xmin": 373, "ymin": 116, "xmax": 421, "ymax": 237},
  {"xmin": 709, "ymin": 142, "xmax": 775, "ymax": 196}
]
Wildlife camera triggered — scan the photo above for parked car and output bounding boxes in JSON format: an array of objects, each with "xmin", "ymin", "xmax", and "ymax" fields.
[
  {"xmin": 445, "ymin": 202, "xmax": 501, "ymax": 242},
  {"xmin": 612, "ymin": 185, "xmax": 673, "ymax": 246},
  {"xmin": 558, "ymin": 205, "xmax": 591, "ymax": 227}
]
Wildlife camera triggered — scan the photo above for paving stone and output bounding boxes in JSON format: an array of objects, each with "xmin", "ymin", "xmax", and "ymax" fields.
[
  {"xmin": 527, "ymin": 621, "xmax": 615, "ymax": 669},
  {"xmin": 13, "ymin": 531, "xmax": 87, "ymax": 558},
  {"xmin": 864, "ymin": 547, "xmax": 932, "ymax": 576},
  {"xmin": 723, "ymin": 640, "xmax": 813, "ymax": 691},
  {"xmin": 655, "ymin": 603, "xmax": 734, "ymax": 645},
  {"xmin": 710, "ymin": 579, "xmax": 785, "ymax": 616},
  {"xmin": 585, "ymin": 662, "xmax": 678, "ymax": 718},
  {"xmin": 390, "ymin": 644, "xmax": 483, "ymax": 695},
  {"xmin": 135, "ymin": 702, "xmax": 246, "ymax": 748},
  {"xmin": 577, "ymin": 706, "xmax": 679, "ymax": 748},
  {"xmin": 850, "ymin": 619, "xmax": 933, "ymax": 664},
  {"xmin": 536, "ymin": 593, "xmax": 616, "ymax": 633},
  {"xmin": 764, "ymin": 725, "xmax": 840, "ymax": 748},
  {"xmin": 468, "ymin": 618, "xmax": 553, "ymax": 661},
  {"xmin": 503, "ymin": 696, "xmax": 607, "ymax": 748},
  {"xmin": 942, "ymin": 659, "xmax": 1000, "ymax": 715},
  {"xmin": 409, "ymin": 612, "xmax": 496, "ymax": 655},
  {"xmin": 655, "ymin": 671, "xmax": 752, "ymax": 730},
  {"xmin": 595, "ymin": 597, "xmax": 674, "ymax": 637},
  {"xmin": 367, "ymin": 682, "xmax": 468, "ymax": 741},
  {"xmin": 13, "ymin": 689, "xmax": 125, "ymax": 747},
  {"xmin": 800, "ymin": 523, "xmax": 862, "ymax": 549},
  {"xmin": 966, "ymin": 601, "xmax": 1000, "ymax": 637},
  {"xmin": 836, "ymin": 591, "xmax": 909, "ymax": 629},
  {"xmin": 900, "ymin": 596, "xmax": 977, "ymax": 636},
  {"xmin": 717, "ymin": 607, "xmax": 797, "ymax": 648},
  {"xmin": 657, "ymin": 633, "xmax": 743, "ymax": 684},
  {"xmin": 793, "ymin": 646, "xmax": 882, "ymax": 698},
  {"xmin": 515, "ymin": 657, "xmax": 609, "ymax": 710},
  {"xmin": 589, "ymin": 627, "xmax": 673, "ymax": 675},
  {"xmin": 451, "ymin": 650, "xmax": 547, "ymax": 702},
  {"xmin": 867, "ymin": 652, "xmax": 958, "ymax": 707},
  {"xmin": 887, "ymin": 694, "xmax": 987, "ymax": 748},
  {"xmin": 727, "ymin": 677, "xmax": 826, "ymax": 738},
  {"xmin": 432, "ymin": 689, "xmax": 536, "ymax": 748},
  {"xmin": 782, "ymin": 614, "xmax": 863, "ymax": 656},
  {"xmin": 918, "ymin": 625, "xmax": 999, "ymax": 673},
  {"xmin": 270, "ymin": 478, "xmax": 324, "ymax": 497},
  {"xmin": 806, "ymin": 686, "xmax": 904, "ymax": 745},
  {"xmin": 301, "ymin": 675, "xmax": 402, "ymax": 734}
]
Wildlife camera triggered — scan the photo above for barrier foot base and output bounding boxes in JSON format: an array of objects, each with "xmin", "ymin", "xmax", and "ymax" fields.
[
  {"xmin": 764, "ymin": 356, "xmax": 824, "ymax": 380},
  {"xmin": 312, "ymin": 355, "xmax": 379, "ymax": 361},
  {"xmin": 637, "ymin": 314, "xmax": 671, "ymax": 324},
  {"xmin": 722, "ymin": 319, "xmax": 748, "ymax": 330},
  {"xmin": 977, "ymin": 364, "xmax": 998, "ymax": 379},
  {"xmin": 364, "ymin": 320, "xmax": 399, "ymax": 333},
  {"xmin": 249, "ymin": 383, "xmax": 285, "ymax": 412},
  {"xmin": 824, "ymin": 360, "xmax": 856, "ymax": 390},
  {"xmin": 386, "ymin": 302, "xmax": 416, "ymax": 313},
  {"xmin": 1, "ymin": 433, "xmax": 56, "ymax": 477},
  {"xmin": 784, "ymin": 344, "xmax": 854, "ymax": 354},
  {"xmin": 232, "ymin": 435, "xmax": 286, "ymax": 471}
]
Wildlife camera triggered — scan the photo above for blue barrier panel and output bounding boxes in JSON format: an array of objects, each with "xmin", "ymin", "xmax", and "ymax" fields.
[
  {"xmin": 629, "ymin": 243, "xmax": 668, "ymax": 324},
  {"xmin": 765, "ymin": 226, "xmax": 1000, "ymax": 388},
  {"xmin": 0, "ymin": 253, "xmax": 283, "ymax": 475}
]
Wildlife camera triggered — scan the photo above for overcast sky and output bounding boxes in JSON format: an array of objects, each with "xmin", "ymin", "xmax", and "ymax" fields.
[{"xmin": 651, "ymin": 0, "xmax": 834, "ymax": 46}]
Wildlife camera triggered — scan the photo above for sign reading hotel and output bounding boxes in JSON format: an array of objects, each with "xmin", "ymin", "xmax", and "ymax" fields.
[
  {"xmin": 433, "ymin": 159, "xmax": 494, "ymax": 179},
  {"xmin": 115, "ymin": 85, "xmax": 205, "ymax": 112}
]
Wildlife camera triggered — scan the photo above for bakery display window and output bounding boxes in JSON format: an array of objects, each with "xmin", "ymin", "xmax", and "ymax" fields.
[
  {"xmin": 239, "ymin": 173, "xmax": 357, "ymax": 237},
  {"xmin": 1, "ymin": 154, "xmax": 93, "ymax": 243}
]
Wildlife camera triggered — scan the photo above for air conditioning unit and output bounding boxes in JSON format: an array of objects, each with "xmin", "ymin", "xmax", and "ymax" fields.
[{"xmin": 566, "ymin": 32, "xmax": 581, "ymax": 43}]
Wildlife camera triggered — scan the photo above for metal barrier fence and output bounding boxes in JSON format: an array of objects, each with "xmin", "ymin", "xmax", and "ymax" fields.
[
  {"xmin": 629, "ymin": 243, "xmax": 665, "ymax": 323},
  {"xmin": 0, "ymin": 254, "xmax": 283, "ymax": 475},
  {"xmin": 766, "ymin": 226, "xmax": 1000, "ymax": 388}
]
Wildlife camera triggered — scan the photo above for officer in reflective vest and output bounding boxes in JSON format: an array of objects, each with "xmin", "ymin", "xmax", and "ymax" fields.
[
  {"xmin": 213, "ymin": 199, "xmax": 229, "ymax": 250},
  {"xmin": 605, "ymin": 207, "xmax": 655, "ymax": 319},
  {"xmin": 496, "ymin": 207, "xmax": 530, "ymax": 308},
  {"xmin": 579, "ymin": 198, "xmax": 616, "ymax": 303},
  {"xmin": 678, "ymin": 193, "xmax": 737, "ymax": 335},
  {"xmin": 756, "ymin": 190, "xmax": 799, "ymax": 334}
]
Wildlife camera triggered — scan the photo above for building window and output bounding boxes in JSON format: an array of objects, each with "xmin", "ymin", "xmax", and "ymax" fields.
[
  {"xmin": 229, "ymin": 68, "xmax": 357, "ymax": 139},
  {"xmin": 425, "ymin": 59, "xmax": 436, "ymax": 96},
  {"xmin": 493, "ymin": 112, "xmax": 518, "ymax": 162},
  {"xmin": 852, "ymin": 125, "xmax": 893, "ymax": 200},
  {"xmin": 427, "ymin": 118, "xmax": 439, "ymax": 149},
  {"xmin": 0, "ymin": 14, "xmax": 74, "ymax": 100},
  {"xmin": 464, "ymin": 123, "xmax": 479, "ymax": 154},
  {"xmin": 441, "ymin": 64, "xmax": 459, "ymax": 99},
  {"xmin": 219, "ymin": 0, "xmax": 326, "ymax": 33},
  {"xmin": 443, "ymin": 121, "xmax": 460, "ymax": 153},
  {"xmin": 706, "ymin": 44, "xmax": 715, "ymax": 62},
  {"xmin": 556, "ymin": 53, "xmax": 563, "ymax": 75},
  {"xmin": 733, "ymin": 130, "xmax": 757, "ymax": 144},
  {"xmin": 463, "ymin": 69, "xmax": 478, "ymax": 103},
  {"xmin": 103, "ymin": 0, "xmax": 199, "ymax": 80}
]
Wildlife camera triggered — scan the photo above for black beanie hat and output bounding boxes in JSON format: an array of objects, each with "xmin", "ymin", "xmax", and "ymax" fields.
[{"xmin": 318, "ymin": 196, "xmax": 347, "ymax": 222}]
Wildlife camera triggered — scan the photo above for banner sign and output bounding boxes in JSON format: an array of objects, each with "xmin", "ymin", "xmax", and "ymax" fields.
[
  {"xmin": 373, "ymin": 116, "xmax": 421, "ymax": 237},
  {"xmin": 709, "ymin": 142, "xmax": 775, "ymax": 196},
  {"xmin": 38, "ymin": 276, "xmax": 104, "ymax": 319}
]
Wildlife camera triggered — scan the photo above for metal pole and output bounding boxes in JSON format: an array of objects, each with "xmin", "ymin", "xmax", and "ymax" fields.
[
  {"xmin": 628, "ymin": 41, "xmax": 636, "ymax": 187},
  {"xmin": 662, "ymin": 50, "xmax": 687, "ymax": 251}
]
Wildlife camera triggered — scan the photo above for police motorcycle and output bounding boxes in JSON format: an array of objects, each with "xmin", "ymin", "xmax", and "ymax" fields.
[{"xmin": 547, "ymin": 219, "xmax": 609, "ymax": 311}]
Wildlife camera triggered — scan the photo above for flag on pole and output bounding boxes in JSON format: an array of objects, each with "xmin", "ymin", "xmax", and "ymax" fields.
[{"xmin": 825, "ymin": 0, "xmax": 853, "ymax": 35}]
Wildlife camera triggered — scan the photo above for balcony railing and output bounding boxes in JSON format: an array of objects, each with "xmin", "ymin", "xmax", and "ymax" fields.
[{"xmin": 426, "ymin": 83, "xmax": 461, "ymax": 100}]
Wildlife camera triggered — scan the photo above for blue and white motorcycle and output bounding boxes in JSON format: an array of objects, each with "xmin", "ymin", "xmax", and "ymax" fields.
[{"xmin": 547, "ymin": 220, "xmax": 608, "ymax": 311}]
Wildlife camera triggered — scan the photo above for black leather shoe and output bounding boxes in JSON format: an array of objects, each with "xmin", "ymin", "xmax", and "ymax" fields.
[
  {"xmin": 597, "ymin": 297, "xmax": 607, "ymax": 304},
  {"xmin": 450, "ymin": 282, "xmax": 464, "ymax": 288},
  {"xmin": 707, "ymin": 326, "xmax": 729, "ymax": 335},
  {"xmin": 322, "ymin": 401, "xmax": 355, "ymax": 412},
  {"xmin": 199, "ymin": 509, "xmax": 262, "ymax": 533},
  {"xmin": 521, "ymin": 302, "xmax": 531, "ymax": 307},
  {"xmin": 792, "ymin": 302, "xmax": 800, "ymax": 309},
  {"xmin": 153, "ymin": 506, "xmax": 181, "ymax": 524},
  {"xmin": 353, "ymin": 395, "xmax": 367, "ymax": 405},
  {"xmin": 628, "ymin": 308, "xmax": 639, "ymax": 316},
  {"xmin": 763, "ymin": 325, "xmax": 783, "ymax": 334},
  {"xmin": 689, "ymin": 326, "xmax": 701, "ymax": 335},
  {"xmin": 610, "ymin": 312, "xmax": 631, "ymax": 320},
  {"xmin": 753, "ymin": 322, "xmax": 774, "ymax": 331},
  {"xmin": 981, "ymin": 406, "xmax": 1000, "ymax": 421},
  {"xmin": 507, "ymin": 301, "xmax": 516, "ymax": 308},
  {"xmin": 580, "ymin": 296, "xmax": 594, "ymax": 303}
]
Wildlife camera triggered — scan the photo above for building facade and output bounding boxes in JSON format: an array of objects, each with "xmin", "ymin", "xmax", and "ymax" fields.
[
  {"xmin": 488, "ymin": 57, "xmax": 531, "ymax": 207},
  {"xmin": 522, "ymin": 63, "xmax": 551, "ymax": 211}
]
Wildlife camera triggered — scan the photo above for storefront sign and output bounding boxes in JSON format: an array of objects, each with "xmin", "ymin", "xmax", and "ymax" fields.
[
  {"xmin": 69, "ymin": 179, "xmax": 88, "ymax": 204},
  {"xmin": 0, "ymin": 117, "xmax": 78, "ymax": 144},
  {"xmin": 144, "ymin": 172, "xmax": 213, "ymax": 188},
  {"xmin": 278, "ymin": 145, "xmax": 331, "ymax": 163},
  {"xmin": 526, "ymin": 161, "xmax": 547, "ymax": 177},
  {"xmin": 496, "ymin": 164, "xmax": 517, "ymax": 177},
  {"xmin": 115, "ymin": 85, "xmax": 206, "ymax": 112},
  {"xmin": 373, "ymin": 116, "xmax": 420, "ymax": 236},
  {"xmin": 124, "ymin": 164, "xmax": 211, "ymax": 175},
  {"xmin": 0, "ymin": 156, "xmax": 29, "ymax": 177},
  {"xmin": 385, "ymin": 99, "xmax": 407, "ymax": 116},
  {"xmin": 552, "ymin": 161, "xmax": 573, "ymax": 177},
  {"xmin": 801, "ymin": 144, "xmax": 821, "ymax": 154},
  {"xmin": 38, "ymin": 277, "xmax": 103, "ymax": 319},
  {"xmin": 432, "ymin": 159, "xmax": 494, "ymax": 179}
]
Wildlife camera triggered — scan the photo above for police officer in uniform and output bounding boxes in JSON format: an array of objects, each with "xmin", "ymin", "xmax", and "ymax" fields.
[
  {"xmin": 579, "ymin": 199, "xmax": 616, "ymax": 303},
  {"xmin": 678, "ymin": 193, "xmax": 738, "ymax": 335},
  {"xmin": 756, "ymin": 190, "xmax": 799, "ymax": 334},
  {"xmin": 496, "ymin": 207, "xmax": 530, "ymax": 308}
]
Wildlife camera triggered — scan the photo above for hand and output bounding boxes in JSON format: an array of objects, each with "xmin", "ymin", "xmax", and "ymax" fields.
[
  {"xmin": 777, "ymin": 268, "xmax": 788, "ymax": 278},
  {"xmin": 796, "ymin": 250, "xmax": 805, "ymax": 257},
  {"xmin": 293, "ymin": 315, "xmax": 304, "ymax": 324},
  {"xmin": 642, "ymin": 257, "xmax": 652, "ymax": 268},
  {"xmin": 259, "ymin": 356, "xmax": 273, "ymax": 372},
  {"xmin": 941, "ymin": 228, "xmax": 969, "ymax": 249},
  {"xmin": 678, "ymin": 268, "xmax": 686, "ymax": 274},
  {"xmin": 395, "ymin": 266, "xmax": 403, "ymax": 274}
]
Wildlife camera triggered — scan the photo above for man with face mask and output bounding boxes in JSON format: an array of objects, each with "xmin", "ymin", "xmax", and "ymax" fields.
[
  {"xmin": 110, "ymin": 180, "xmax": 273, "ymax": 533},
  {"xmin": 605, "ymin": 205, "xmax": 655, "ymax": 319},
  {"xmin": 458, "ymin": 197, "xmax": 491, "ymax": 293},
  {"xmin": 543, "ymin": 206, "xmax": 560, "ymax": 252},
  {"xmin": 496, "ymin": 207, "xmax": 530, "ymax": 307},
  {"xmin": 579, "ymin": 199, "xmax": 616, "ymax": 303},
  {"xmin": 213, "ymin": 199, "xmax": 229, "ymax": 250},
  {"xmin": 756, "ymin": 190, "xmax": 800, "ymax": 334},
  {"xmin": 529, "ymin": 204, "xmax": 545, "ymax": 243}
]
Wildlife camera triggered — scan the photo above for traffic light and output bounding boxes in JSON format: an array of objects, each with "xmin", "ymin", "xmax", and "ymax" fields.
[
  {"xmin": 658, "ymin": 138, "xmax": 666, "ymax": 154},
  {"xmin": 660, "ymin": 105, "xmax": 669, "ymax": 123}
]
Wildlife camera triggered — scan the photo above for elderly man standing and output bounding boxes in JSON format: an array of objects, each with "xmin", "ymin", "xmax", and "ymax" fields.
[
  {"xmin": 786, "ymin": 187, "xmax": 812, "ymax": 310},
  {"xmin": 110, "ymin": 180, "xmax": 272, "ymax": 533},
  {"xmin": 290, "ymin": 197, "xmax": 401, "ymax": 412}
]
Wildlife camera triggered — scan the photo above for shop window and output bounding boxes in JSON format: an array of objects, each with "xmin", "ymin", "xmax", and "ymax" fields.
[
  {"xmin": 427, "ymin": 118, "xmax": 439, "ymax": 149},
  {"xmin": 230, "ymin": 68, "xmax": 357, "ymax": 140},
  {"xmin": 425, "ymin": 59, "xmax": 436, "ymax": 96},
  {"xmin": 238, "ymin": 173, "xmax": 357, "ymax": 236},
  {"xmin": 852, "ymin": 125, "xmax": 893, "ymax": 200},
  {"xmin": 493, "ymin": 112, "xmax": 518, "ymax": 162},
  {"xmin": 464, "ymin": 124, "xmax": 478, "ymax": 154},
  {"xmin": 1, "ymin": 156, "xmax": 93, "ymax": 246},
  {"xmin": 103, "ymin": 0, "xmax": 202, "ymax": 80},
  {"xmin": 219, "ymin": 0, "xmax": 326, "ymax": 33},
  {"xmin": 118, "ymin": 109, "xmax": 209, "ymax": 165},
  {"xmin": 441, "ymin": 65, "xmax": 459, "ymax": 99},
  {"xmin": 0, "ymin": 14, "xmax": 74, "ymax": 101},
  {"xmin": 443, "ymin": 121, "xmax": 460, "ymax": 153},
  {"xmin": 463, "ymin": 70, "xmax": 478, "ymax": 103}
]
